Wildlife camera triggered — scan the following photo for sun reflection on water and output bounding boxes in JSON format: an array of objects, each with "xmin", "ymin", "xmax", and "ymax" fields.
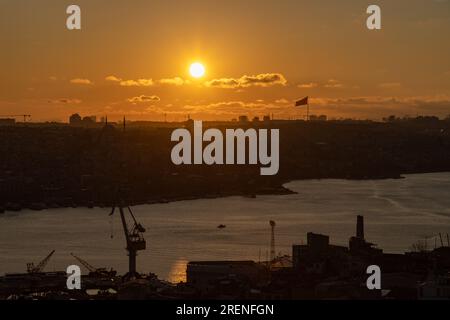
[{"xmin": 168, "ymin": 259, "xmax": 188, "ymax": 283}]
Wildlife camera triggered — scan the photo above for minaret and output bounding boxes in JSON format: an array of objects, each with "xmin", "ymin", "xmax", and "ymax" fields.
[
  {"xmin": 269, "ymin": 220, "xmax": 276, "ymax": 264},
  {"xmin": 357, "ymin": 215, "xmax": 364, "ymax": 240}
]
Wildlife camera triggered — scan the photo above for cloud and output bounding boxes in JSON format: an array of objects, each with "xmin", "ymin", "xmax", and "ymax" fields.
[
  {"xmin": 180, "ymin": 100, "xmax": 284, "ymax": 117},
  {"xmin": 275, "ymin": 98, "xmax": 290, "ymax": 104},
  {"xmin": 48, "ymin": 98, "xmax": 82, "ymax": 104},
  {"xmin": 240, "ymin": 73, "xmax": 287, "ymax": 87},
  {"xmin": 105, "ymin": 74, "xmax": 286, "ymax": 88},
  {"xmin": 120, "ymin": 79, "xmax": 154, "ymax": 87},
  {"xmin": 159, "ymin": 77, "xmax": 189, "ymax": 86},
  {"xmin": 312, "ymin": 96, "xmax": 399, "ymax": 106},
  {"xmin": 93, "ymin": 94, "xmax": 450, "ymax": 121},
  {"xmin": 309, "ymin": 95, "xmax": 450, "ymax": 118},
  {"xmin": 298, "ymin": 79, "xmax": 346, "ymax": 89},
  {"xmin": 205, "ymin": 73, "xmax": 287, "ymax": 89},
  {"xmin": 127, "ymin": 95, "xmax": 160, "ymax": 103},
  {"xmin": 105, "ymin": 75, "xmax": 122, "ymax": 82},
  {"xmin": 205, "ymin": 78, "xmax": 240, "ymax": 89},
  {"xmin": 324, "ymin": 79, "xmax": 344, "ymax": 88},
  {"xmin": 104, "ymin": 75, "xmax": 154, "ymax": 86},
  {"xmin": 298, "ymin": 82, "xmax": 319, "ymax": 89},
  {"xmin": 106, "ymin": 76, "xmax": 189, "ymax": 86},
  {"xmin": 379, "ymin": 82, "xmax": 402, "ymax": 88},
  {"xmin": 187, "ymin": 95, "xmax": 450, "ymax": 119},
  {"xmin": 70, "ymin": 78, "xmax": 92, "ymax": 85}
]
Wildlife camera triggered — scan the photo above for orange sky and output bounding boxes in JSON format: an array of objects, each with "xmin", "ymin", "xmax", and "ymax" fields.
[{"xmin": 1, "ymin": 0, "xmax": 450, "ymax": 122}]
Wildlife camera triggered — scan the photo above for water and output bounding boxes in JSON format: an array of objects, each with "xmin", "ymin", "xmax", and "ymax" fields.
[{"xmin": 1, "ymin": 173, "xmax": 450, "ymax": 282}]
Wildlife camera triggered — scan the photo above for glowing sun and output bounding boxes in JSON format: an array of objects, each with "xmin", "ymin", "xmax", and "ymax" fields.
[{"xmin": 189, "ymin": 62, "xmax": 205, "ymax": 78}]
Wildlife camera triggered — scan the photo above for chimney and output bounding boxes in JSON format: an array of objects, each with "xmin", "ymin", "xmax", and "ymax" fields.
[{"xmin": 357, "ymin": 215, "xmax": 364, "ymax": 240}]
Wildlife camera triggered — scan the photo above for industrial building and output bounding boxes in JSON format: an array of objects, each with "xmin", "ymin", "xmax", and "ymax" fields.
[
  {"xmin": 0, "ymin": 118, "xmax": 16, "ymax": 126},
  {"xmin": 187, "ymin": 261, "xmax": 269, "ymax": 292}
]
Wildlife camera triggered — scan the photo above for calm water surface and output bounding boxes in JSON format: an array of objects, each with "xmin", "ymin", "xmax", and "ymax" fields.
[{"xmin": 1, "ymin": 173, "xmax": 449, "ymax": 282}]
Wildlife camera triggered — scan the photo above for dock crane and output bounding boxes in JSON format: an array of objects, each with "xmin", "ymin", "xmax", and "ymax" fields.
[
  {"xmin": 26, "ymin": 250, "xmax": 55, "ymax": 274},
  {"xmin": 99, "ymin": 123, "xmax": 147, "ymax": 280},
  {"xmin": 0, "ymin": 114, "xmax": 31, "ymax": 123},
  {"xmin": 70, "ymin": 253, "xmax": 116, "ymax": 277},
  {"xmin": 109, "ymin": 204, "xmax": 146, "ymax": 280}
]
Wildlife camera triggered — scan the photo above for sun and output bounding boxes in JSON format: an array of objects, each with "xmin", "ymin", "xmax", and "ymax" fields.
[{"xmin": 189, "ymin": 62, "xmax": 205, "ymax": 78}]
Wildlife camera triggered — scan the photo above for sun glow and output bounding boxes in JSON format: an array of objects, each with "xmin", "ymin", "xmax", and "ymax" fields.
[{"xmin": 189, "ymin": 62, "xmax": 205, "ymax": 78}]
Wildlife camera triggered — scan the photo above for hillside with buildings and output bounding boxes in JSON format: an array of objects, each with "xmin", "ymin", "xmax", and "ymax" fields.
[{"xmin": 0, "ymin": 118, "xmax": 450, "ymax": 212}]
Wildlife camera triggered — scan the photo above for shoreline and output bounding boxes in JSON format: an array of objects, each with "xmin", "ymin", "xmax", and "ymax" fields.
[{"xmin": 1, "ymin": 171, "xmax": 449, "ymax": 214}]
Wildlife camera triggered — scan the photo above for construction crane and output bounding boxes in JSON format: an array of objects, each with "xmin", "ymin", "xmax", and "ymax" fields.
[
  {"xmin": 0, "ymin": 114, "xmax": 31, "ymax": 123},
  {"xmin": 70, "ymin": 253, "xmax": 116, "ymax": 277},
  {"xmin": 109, "ymin": 204, "xmax": 146, "ymax": 280},
  {"xmin": 26, "ymin": 250, "xmax": 55, "ymax": 274}
]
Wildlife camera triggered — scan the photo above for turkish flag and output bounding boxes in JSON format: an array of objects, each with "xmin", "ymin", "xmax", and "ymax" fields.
[{"xmin": 295, "ymin": 97, "xmax": 308, "ymax": 107}]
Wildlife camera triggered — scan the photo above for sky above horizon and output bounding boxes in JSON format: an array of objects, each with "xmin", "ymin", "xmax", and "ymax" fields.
[{"xmin": 1, "ymin": 0, "xmax": 450, "ymax": 122}]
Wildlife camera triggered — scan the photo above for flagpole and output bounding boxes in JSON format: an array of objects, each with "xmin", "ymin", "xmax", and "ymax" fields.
[
  {"xmin": 295, "ymin": 96, "xmax": 309, "ymax": 121},
  {"xmin": 307, "ymin": 103, "xmax": 309, "ymax": 121}
]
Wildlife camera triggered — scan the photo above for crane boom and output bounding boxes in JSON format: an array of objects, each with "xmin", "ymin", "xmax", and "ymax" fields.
[
  {"xmin": 70, "ymin": 253, "xmax": 97, "ymax": 273},
  {"xmin": 70, "ymin": 253, "xmax": 117, "ymax": 277},
  {"xmin": 27, "ymin": 250, "xmax": 55, "ymax": 273}
]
